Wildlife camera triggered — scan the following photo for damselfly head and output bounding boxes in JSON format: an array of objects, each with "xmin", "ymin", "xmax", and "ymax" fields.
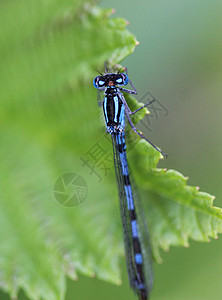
[{"xmin": 93, "ymin": 73, "xmax": 129, "ymax": 89}]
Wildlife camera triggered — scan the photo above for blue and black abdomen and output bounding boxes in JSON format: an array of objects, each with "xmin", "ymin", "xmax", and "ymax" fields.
[{"xmin": 116, "ymin": 134, "xmax": 148, "ymax": 300}]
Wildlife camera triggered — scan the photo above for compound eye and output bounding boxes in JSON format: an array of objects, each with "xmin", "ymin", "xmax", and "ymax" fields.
[
  {"xmin": 121, "ymin": 73, "xmax": 129, "ymax": 86},
  {"xmin": 115, "ymin": 73, "xmax": 129, "ymax": 86},
  {"xmin": 93, "ymin": 76, "xmax": 106, "ymax": 89}
]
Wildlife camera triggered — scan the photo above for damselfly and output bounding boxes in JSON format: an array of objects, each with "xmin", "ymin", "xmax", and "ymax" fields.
[{"xmin": 93, "ymin": 67, "xmax": 166, "ymax": 300}]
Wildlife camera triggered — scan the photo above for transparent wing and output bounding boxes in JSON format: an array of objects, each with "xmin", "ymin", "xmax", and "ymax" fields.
[
  {"xmin": 130, "ymin": 171, "xmax": 154, "ymax": 292},
  {"xmin": 111, "ymin": 133, "xmax": 136, "ymax": 289},
  {"xmin": 97, "ymin": 89, "xmax": 105, "ymax": 107},
  {"xmin": 111, "ymin": 133, "xmax": 153, "ymax": 297}
]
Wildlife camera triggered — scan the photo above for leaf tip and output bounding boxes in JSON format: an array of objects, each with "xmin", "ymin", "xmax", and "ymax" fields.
[{"xmin": 160, "ymin": 154, "xmax": 165, "ymax": 160}]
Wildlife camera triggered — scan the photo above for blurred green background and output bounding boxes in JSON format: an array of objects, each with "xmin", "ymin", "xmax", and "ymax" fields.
[
  {"xmin": 1, "ymin": 0, "xmax": 222, "ymax": 299},
  {"xmin": 100, "ymin": 1, "xmax": 222, "ymax": 299}
]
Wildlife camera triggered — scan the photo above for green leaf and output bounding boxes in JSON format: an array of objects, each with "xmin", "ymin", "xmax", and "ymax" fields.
[
  {"xmin": 128, "ymin": 139, "xmax": 222, "ymax": 261},
  {"xmin": 0, "ymin": 0, "xmax": 221, "ymax": 300},
  {"xmin": 123, "ymin": 93, "xmax": 222, "ymax": 261}
]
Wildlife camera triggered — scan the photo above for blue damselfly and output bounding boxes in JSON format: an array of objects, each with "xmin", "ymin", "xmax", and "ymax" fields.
[{"xmin": 93, "ymin": 67, "xmax": 166, "ymax": 300}]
